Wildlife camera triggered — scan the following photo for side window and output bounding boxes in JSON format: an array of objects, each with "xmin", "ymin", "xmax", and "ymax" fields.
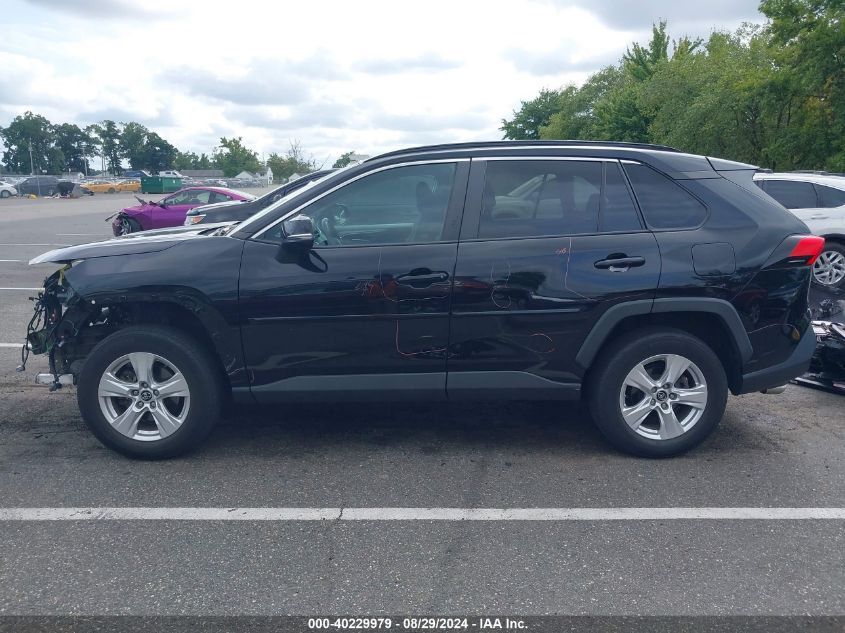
[
  {"xmin": 262, "ymin": 163, "xmax": 457, "ymax": 246},
  {"xmin": 624, "ymin": 163, "xmax": 707, "ymax": 229},
  {"xmin": 763, "ymin": 180, "xmax": 817, "ymax": 209},
  {"xmin": 479, "ymin": 160, "xmax": 602, "ymax": 238},
  {"xmin": 816, "ymin": 184, "xmax": 845, "ymax": 208},
  {"xmin": 601, "ymin": 162, "xmax": 642, "ymax": 232}
]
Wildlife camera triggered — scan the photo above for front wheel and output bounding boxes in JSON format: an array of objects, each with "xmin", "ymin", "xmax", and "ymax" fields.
[
  {"xmin": 0, "ymin": 190, "xmax": 10, "ymax": 198},
  {"xmin": 115, "ymin": 216, "xmax": 141, "ymax": 236},
  {"xmin": 587, "ymin": 328, "xmax": 728, "ymax": 457},
  {"xmin": 77, "ymin": 326, "xmax": 222, "ymax": 459},
  {"xmin": 813, "ymin": 242, "xmax": 845, "ymax": 289}
]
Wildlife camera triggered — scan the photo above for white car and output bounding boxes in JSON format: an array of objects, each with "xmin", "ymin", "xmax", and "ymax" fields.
[
  {"xmin": 0, "ymin": 181, "xmax": 18, "ymax": 198},
  {"xmin": 754, "ymin": 171, "xmax": 845, "ymax": 289}
]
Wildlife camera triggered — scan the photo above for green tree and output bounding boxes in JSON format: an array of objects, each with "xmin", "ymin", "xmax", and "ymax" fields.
[
  {"xmin": 142, "ymin": 132, "xmax": 177, "ymax": 173},
  {"xmin": 760, "ymin": 0, "xmax": 845, "ymax": 169},
  {"xmin": 266, "ymin": 141, "xmax": 319, "ymax": 181},
  {"xmin": 501, "ymin": 88, "xmax": 562, "ymax": 139},
  {"xmin": 540, "ymin": 66, "xmax": 624, "ymax": 140},
  {"xmin": 213, "ymin": 136, "xmax": 261, "ymax": 177},
  {"xmin": 0, "ymin": 111, "xmax": 54, "ymax": 174},
  {"xmin": 53, "ymin": 123, "xmax": 93, "ymax": 174},
  {"xmin": 91, "ymin": 120, "xmax": 123, "ymax": 175},
  {"xmin": 120, "ymin": 122, "xmax": 150, "ymax": 169},
  {"xmin": 333, "ymin": 151, "xmax": 357, "ymax": 168}
]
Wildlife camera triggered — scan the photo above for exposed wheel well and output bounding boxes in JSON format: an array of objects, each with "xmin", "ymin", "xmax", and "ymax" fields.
[
  {"xmin": 820, "ymin": 234, "xmax": 845, "ymax": 247},
  {"xmin": 584, "ymin": 312, "xmax": 744, "ymax": 395},
  {"xmin": 66, "ymin": 300, "xmax": 231, "ymax": 395}
]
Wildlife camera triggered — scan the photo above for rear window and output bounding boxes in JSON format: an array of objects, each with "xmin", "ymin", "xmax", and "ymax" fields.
[
  {"xmin": 763, "ymin": 180, "xmax": 817, "ymax": 209},
  {"xmin": 623, "ymin": 163, "xmax": 707, "ymax": 229},
  {"xmin": 479, "ymin": 160, "xmax": 602, "ymax": 238},
  {"xmin": 816, "ymin": 183, "xmax": 845, "ymax": 208}
]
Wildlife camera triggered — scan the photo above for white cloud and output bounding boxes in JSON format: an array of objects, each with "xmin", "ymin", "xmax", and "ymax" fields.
[{"xmin": 2, "ymin": 0, "xmax": 764, "ymax": 163}]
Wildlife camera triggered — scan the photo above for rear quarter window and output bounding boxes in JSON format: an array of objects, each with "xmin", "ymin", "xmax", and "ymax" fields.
[
  {"xmin": 816, "ymin": 183, "xmax": 845, "ymax": 208},
  {"xmin": 623, "ymin": 163, "xmax": 707, "ymax": 230}
]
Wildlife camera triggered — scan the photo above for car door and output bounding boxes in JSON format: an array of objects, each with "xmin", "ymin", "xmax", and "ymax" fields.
[
  {"xmin": 448, "ymin": 157, "xmax": 660, "ymax": 399},
  {"xmin": 238, "ymin": 160, "xmax": 469, "ymax": 402},
  {"xmin": 157, "ymin": 189, "xmax": 212, "ymax": 227}
]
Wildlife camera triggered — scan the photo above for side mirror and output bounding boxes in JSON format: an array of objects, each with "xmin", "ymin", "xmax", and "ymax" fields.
[{"xmin": 281, "ymin": 214, "xmax": 315, "ymax": 250}]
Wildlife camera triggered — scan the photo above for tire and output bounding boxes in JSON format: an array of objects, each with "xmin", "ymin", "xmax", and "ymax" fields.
[
  {"xmin": 116, "ymin": 216, "xmax": 142, "ymax": 236},
  {"xmin": 587, "ymin": 327, "xmax": 728, "ymax": 458},
  {"xmin": 77, "ymin": 326, "xmax": 223, "ymax": 459},
  {"xmin": 812, "ymin": 241, "xmax": 845, "ymax": 289},
  {"xmin": 107, "ymin": 187, "xmax": 116, "ymax": 194},
  {"xmin": 0, "ymin": 190, "xmax": 10, "ymax": 198}
]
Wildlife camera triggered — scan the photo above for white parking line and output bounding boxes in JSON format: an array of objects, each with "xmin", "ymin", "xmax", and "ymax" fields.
[
  {"xmin": 0, "ymin": 244, "xmax": 69, "ymax": 247},
  {"xmin": 0, "ymin": 343, "xmax": 22, "ymax": 348},
  {"xmin": 2, "ymin": 507, "xmax": 845, "ymax": 521},
  {"xmin": 0, "ymin": 287, "xmax": 40, "ymax": 291}
]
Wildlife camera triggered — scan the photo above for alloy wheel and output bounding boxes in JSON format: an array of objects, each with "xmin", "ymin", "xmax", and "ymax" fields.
[
  {"xmin": 813, "ymin": 250, "xmax": 845, "ymax": 286},
  {"xmin": 97, "ymin": 352, "xmax": 191, "ymax": 441},
  {"xmin": 619, "ymin": 353, "xmax": 708, "ymax": 440}
]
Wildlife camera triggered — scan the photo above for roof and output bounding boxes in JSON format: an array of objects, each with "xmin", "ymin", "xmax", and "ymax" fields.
[
  {"xmin": 754, "ymin": 172, "xmax": 845, "ymax": 189},
  {"xmin": 369, "ymin": 140, "xmax": 680, "ymax": 162}
]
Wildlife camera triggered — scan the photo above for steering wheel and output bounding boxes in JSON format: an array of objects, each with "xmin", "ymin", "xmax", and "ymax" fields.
[{"xmin": 319, "ymin": 203, "xmax": 348, "ymax": 245}]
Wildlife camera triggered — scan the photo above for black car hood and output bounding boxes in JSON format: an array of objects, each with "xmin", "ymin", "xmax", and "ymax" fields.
[{"xmin": 29, "ymin": 226, "xmax": 232, "ymax": 264}]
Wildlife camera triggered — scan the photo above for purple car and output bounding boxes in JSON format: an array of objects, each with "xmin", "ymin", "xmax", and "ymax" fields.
[{"xmin": 109, "ymin": 186, "xmax": 255, "ymax": 236}]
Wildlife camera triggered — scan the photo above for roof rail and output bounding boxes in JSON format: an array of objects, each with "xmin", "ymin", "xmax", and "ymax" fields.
[
  {"xmin": 368, "ymin": 140, "xmax": 681, "ymax": 161},
  {"xmin": 791, "ymin": 170, "xmax": 845, "ymax": 177}
]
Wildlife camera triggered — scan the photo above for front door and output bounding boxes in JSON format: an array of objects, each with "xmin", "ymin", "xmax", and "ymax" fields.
[{"xmin": 238, "ymin": 161, "xmax": 469, "ymax": 402}]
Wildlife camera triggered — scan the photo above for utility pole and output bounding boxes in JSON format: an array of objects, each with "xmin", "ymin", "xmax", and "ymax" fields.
[{"xmin": 28, "ymin": 139, "xmax": 34, "ymax": 175}]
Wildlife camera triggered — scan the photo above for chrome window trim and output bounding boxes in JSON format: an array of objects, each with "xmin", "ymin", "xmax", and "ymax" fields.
[
  {"xmin": 481, "ymin": 156, "xmax": 614, "ymax": 162},
  {"xmin": 251, "ymin": 158, "xmax": 469, "ymax": 240}
]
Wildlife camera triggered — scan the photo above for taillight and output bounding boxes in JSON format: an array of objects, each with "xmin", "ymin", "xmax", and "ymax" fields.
[{"xmin": 788, "ymin": 235, "xmax": 825, "ymax": 265}]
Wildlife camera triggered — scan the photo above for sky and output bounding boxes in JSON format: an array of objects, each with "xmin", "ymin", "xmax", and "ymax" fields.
[{"xmin": 1, "ymin": 0, "xmax": 764, "ymax": 165}]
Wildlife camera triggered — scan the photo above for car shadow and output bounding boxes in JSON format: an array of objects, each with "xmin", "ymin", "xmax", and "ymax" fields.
[{"xmin": 208, "ymin": 400, "xmax": 608, "ymax": 457}]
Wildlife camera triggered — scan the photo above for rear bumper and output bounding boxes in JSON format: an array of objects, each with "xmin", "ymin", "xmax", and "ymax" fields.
[{"xmin": 735, "ymin": 325, "xmax": 816, "ymax": 394}]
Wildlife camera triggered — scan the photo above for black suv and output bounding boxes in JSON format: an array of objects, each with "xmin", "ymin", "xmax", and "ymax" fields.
[
  {"xmin": 16, "ymin": 175, "xmax": 60, "ymax": 196},
  {"xmin": 24, "ymin": 141, "xmax": 820, "ymax": 459}
]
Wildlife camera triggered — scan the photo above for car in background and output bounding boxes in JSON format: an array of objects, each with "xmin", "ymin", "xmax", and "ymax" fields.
[
  {"xmin": 83, "ymin": 180, "xmax": 141, "ymax": 194},
  {"xmin": 754, "ymin": 171, "xmax": 845, "ymax": 289},
  {"xmin": 0, "ymin": 180, "xmax": 18, "ymax": 198},
  {"xmin": 109, "ymin": 186, "xmax": 255, "ymax": 235},
  {"xmin": 16, "ymin": 175, "xmax": 60, "ymax": 196},
  {"xmin": 184, "ymin": 170, "xmax": 334, "ymax": 226}
]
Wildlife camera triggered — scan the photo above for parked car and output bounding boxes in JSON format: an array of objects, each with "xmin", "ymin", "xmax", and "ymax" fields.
[
  {"xmin": 0, "ymin": 180, "xmax": 17, "ymax": 198},
  {"xmin": 753, "ymin": 171, "xmax": 845, "ymax": 289},
  {"xmin": 83, "ymin": 180, "xmax": 141, "ymax": 194},
  {"xmin": 108, "ymin": 186, "xmax": 255, "ymax": 235},
  {"xmin": 24, "ymin": 140, "xmax": 820, "ymax": 459},
  {"xmin": 16, "ymin": 175, "xmax": 60, "ymax": 196},
  {"xmin": 185, "ymin": 170, "xmax": 334, "ymax": 226}
]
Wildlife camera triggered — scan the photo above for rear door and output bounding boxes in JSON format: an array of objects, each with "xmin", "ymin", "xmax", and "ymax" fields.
[{"xmin": 448, "ymin": 157, "xmax": 660, "ymax": 399}]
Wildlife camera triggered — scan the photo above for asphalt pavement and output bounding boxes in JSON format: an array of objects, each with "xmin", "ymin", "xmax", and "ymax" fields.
[{"xmin": 0, "ymin": 193, "xmax": 844, "ymax": 618}]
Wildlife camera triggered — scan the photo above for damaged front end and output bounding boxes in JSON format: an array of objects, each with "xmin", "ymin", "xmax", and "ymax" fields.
[{"xmin": 18, "ymin": 264, "xmax": 114, "ymax": 390}]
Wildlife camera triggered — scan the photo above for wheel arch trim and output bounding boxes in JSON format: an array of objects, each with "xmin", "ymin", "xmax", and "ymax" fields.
[{"xmin": 575, "ymin": 297, "xmax": 753, "ymax": 370}]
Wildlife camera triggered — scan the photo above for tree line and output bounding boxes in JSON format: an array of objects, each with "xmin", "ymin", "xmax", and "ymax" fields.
[
  {"xmin": 0, "ymin": 112, "xmax": 353, "ymax": 181},
  {"xmin": 501, "ymin": 0, "xmax": 843, "ymax": 171}
]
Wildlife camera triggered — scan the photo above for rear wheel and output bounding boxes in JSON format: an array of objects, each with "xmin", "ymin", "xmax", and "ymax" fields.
[
  {"xmin": 587, "ymin": 328, "xmax": 728, "ymax": 457},
  {"xmin": 77, "ymin": 326, "xmax": 222, "ymax": 459},
  {"xmin": 107, "ymin": 187, "xmax": 116, "ymax": 194},
  {"xmin": 0, "ymin": 190, "xmax": 10, "ymax": 198},
  {"xmin": 813, "ymin": 241, "xmax": 845, "ymax": 289}
]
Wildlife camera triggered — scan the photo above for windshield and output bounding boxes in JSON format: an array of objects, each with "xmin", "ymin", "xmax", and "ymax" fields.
[{"xmin": 235, "ymin": 167, "xmax": 351, "ymax": 235}]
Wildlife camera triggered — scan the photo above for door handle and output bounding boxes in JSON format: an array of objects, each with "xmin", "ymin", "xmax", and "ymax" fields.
[
  {"xmin": 397, "ymin": 269, "xmax": 449, "ymax": 286},
  {"xmin": 594, "ymin": 256, "xmax": 646, "ymax": 271}
]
